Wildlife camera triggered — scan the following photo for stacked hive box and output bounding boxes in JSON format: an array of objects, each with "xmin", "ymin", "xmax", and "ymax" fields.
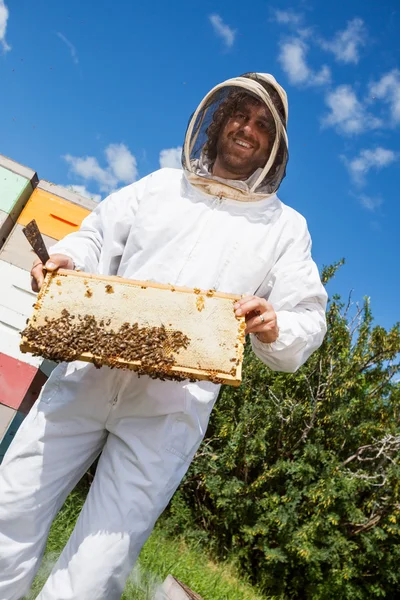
[
  {"xmin": 0, "ymin": 155, "xmax": 38, "ymax": 249},
  {"xmin": 0, "ymin": 159, "xmax": 98, "ymax": 461}
]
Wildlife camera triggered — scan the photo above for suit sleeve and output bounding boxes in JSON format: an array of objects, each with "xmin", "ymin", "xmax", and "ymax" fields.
[
  {"xmin": 48, "ymin": 174, "xmax": 153, "ymax": 274},
  {"xmin": 251, "ymin": 214, "xmax": 327, "ymax": 373}
]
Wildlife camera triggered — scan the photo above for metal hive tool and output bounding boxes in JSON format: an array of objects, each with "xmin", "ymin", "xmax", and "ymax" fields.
[
  {"xmin": 22, "ymin": 218, "xmax": 50, "ymax": 265},
  {"xmin": 20, "ymin": 270, "xmax": 246, "ymax": 386}
]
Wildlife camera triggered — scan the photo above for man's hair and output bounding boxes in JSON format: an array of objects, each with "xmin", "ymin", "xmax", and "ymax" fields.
[{"xmin": 203, "ymin": 87, "xmax": 286, "ymax": 164}]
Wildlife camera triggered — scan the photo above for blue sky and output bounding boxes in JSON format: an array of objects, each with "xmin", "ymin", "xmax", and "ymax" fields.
[{"xmin": 1, "ymin": 0, "xmax": 399, "ymax": 330}]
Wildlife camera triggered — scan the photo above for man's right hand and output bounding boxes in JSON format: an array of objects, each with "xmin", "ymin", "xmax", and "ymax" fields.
[{"xmin": 31, "ymin": 254, "xmax": 75, "ymax": 292}]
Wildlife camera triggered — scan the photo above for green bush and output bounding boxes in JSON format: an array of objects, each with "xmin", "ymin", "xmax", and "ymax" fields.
[
  {"xmin": 165, "ymin": 262, "xmax": 400, "ymax": 599},
  {"xmin": 26, "ymin": 483, "xmax": 265, "ymax": 600}
]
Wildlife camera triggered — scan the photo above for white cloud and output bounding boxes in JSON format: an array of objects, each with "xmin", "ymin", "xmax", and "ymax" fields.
[
  {"xmin": 278, "ymin": 38, "xmax": 331, "ymax": 87},
  {"xmin": 159, "ymin": 147, "xmax": 182, "ymax": 169},
  {"xmin": 209, "ymin": 14, "xmax": 236, "ymax": 49},
  {"xmin": 369, "ymin": 69, "xmax": 400, "ymax": 125},
  {"xmin": 271, "ymin": 9, "xmax": 313, "ymax": 40},
  {"xmin": 63, "ymin": 184, "xmax": 101, "ymax": 203},
  {"xmin": 343, "ymin": 147, "xmax": 398, "ymax": 185},
  {"xmin": 273, "ymin": 9, "xmax": 302, "ymax": 26},
  {"xmin": 322, "ymin": 85, "xmax": 382, "ymax": 135},
  {"xmin": 64, "ymin": 143, "xmax": 137, "ymax": 193},
  {"xmin": 64, "ymin": 155, "xmax": 117, "ymax": 191},
  {"xmin": 319, "ymin": 18, "xmax": 367, "ymax": 64},
  {"xmin": 312, "ymin": 65, "xmax": 331, "ymax": 86},
  {"xmin": 57, "ymin": 32, "xmax": 78, "ymax": 65},
  {"xmin": 0, "ymin": 1, "xmax": 11, "ymax": 52},
  {"xmin": 105, "ymin": 143, "xmax": 138, "ymax": 182},
  {"xmin": 357, "ymin": 194, "xmax": 383, "ymax": 211}
]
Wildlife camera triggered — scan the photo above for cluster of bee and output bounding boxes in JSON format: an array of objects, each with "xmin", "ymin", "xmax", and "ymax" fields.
[{"xmin": 22, "ymin": 309, "xmax": 191, "ymax": 381}]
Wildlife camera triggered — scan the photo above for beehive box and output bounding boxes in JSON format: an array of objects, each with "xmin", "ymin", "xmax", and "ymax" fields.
[
  {"xmin": 0, "ymin": 155, "xmax": 38, "ymax": 247},
  {"xmin": 0, "ymin": 353, "xmax": 48, "ymax": 413},
  {"xmin": 17, "ymin": 188, "xmax": 91, "ymax": 240},
  {"xmin": 0, "ymin": 353, "xmax": 38, "ymax": 411},
  {"xmin": 0, "ymin": 155, "xmax": 38, "ymax": 222},
  {"xmin": 37, "ymin": 180, "xmax": 98, "ymax": 211},
  {"xmin": 0, "ymin": 308, "xmax": 43, "ymax": 367},
  {"xmin": 0, "ymin": 260, "xmax": 38, "ymax": 317},
  {"xmin": 20, "ymin": 270, "xmax": 246, "ymax": 386}
]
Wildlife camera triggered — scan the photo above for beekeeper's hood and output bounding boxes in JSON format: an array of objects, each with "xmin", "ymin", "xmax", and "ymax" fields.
[{"xmin": 182, "ymin": 72, "xmax": 289, "ymax": 201}]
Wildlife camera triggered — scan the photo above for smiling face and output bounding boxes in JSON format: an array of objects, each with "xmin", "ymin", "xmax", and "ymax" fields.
[{"xmin": 212, "ymin": 97, "xmax": 273, "ymax": 180}]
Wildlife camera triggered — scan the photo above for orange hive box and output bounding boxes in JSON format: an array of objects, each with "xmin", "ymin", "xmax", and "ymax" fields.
[
  {"xmin": 17, "ymin": 188, "xmax": 90, "ymax": 240},
  {"xmin": 20, "ymin": 270, "xmax": 246, "ymax": 386}
]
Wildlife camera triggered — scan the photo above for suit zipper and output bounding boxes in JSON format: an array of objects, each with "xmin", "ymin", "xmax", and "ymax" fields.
[{"xmin": 175, "ymin": 196, "xmax": 222, "ymax": 285}]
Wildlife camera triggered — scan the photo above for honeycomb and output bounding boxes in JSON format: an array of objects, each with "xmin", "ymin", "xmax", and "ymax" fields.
[{"xmin": 20, "ymin": 270, "xmax": 246, "ymax": 386}]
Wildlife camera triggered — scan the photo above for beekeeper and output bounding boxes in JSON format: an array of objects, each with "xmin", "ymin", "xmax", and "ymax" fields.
[{"xmin": 0, "ymin": 73, "xmax": 327, "ymax": 600}]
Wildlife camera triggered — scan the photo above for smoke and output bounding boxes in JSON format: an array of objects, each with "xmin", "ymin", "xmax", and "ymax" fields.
[
  {"xmin": 123, "ymin": 561, "xmax": 165, "ymax": 599},
  {"xmin": 25, "ymin": 556, "xmax": 166, "ymax": 599},
  {"xmin": 153, "ymin": 583, "xmax": 170, "ymax": 599},
  {"xmin": 24, "ymin": 553, "xmax": 59, "ymax": 599}
]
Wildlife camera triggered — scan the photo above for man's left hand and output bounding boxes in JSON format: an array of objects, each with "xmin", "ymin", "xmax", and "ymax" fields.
[{"xmin": 234, "ymin": 296, "xmax": 279, "ymax": 344}]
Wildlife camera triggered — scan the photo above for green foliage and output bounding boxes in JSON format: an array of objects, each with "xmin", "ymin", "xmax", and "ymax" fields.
[
  {"xmin": 165, "ymin": 262, "xmax": 400, "ymax": 599},
  {"xmin": 26, "ymin": 482, "xmax": 265, "ymax": 600},
  {"xmin": 131, "ymin": 526, "xmax": 266, "ymax": 600},
  {"xmin": 27, "ymin": 261, "xmax": 400, "ymax": 599}
]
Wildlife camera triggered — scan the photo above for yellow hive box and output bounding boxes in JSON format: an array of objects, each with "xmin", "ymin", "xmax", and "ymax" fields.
[
  {"xmin": 20, "ymin": 270, "xmax": 246, "ymax": 386},
  {"xmin": 17, "ymin": 188, "xmax": 90, "ymax": 240}
]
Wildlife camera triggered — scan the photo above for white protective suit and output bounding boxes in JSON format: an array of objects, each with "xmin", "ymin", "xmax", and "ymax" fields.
[{"xmin": 0, "ymin": 73, "xmax": 327, "ymax": 600}]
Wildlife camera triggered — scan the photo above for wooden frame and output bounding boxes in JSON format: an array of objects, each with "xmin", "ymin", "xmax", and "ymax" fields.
[{"xmin": 21, "ymin": 270, "xmax": 246, "ymax": 386}]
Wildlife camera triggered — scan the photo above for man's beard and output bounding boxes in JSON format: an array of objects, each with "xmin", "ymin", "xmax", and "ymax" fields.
[{"xmin": 216, "ymin": 133, "xmax": 268, "ymax": 179}]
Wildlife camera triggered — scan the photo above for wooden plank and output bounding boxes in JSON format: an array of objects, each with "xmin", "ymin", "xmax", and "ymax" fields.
[
  {"xmin": 21, "ymin": 269, "xmax": 246, "ymax": 386},
  {"xmin": 155, "ymin": 576, "xmax": 204, "ymax": 599},
  {"xmin": 51, "ymin": 268, "xmax": 244, "ymax": 300}
]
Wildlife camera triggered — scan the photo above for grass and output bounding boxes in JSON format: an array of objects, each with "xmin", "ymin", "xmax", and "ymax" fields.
[{"xmin": 26, "ymin": 483, "xmax": 266, "ymax": 600}]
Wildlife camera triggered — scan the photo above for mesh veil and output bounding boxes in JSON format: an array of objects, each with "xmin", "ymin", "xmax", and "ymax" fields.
[{"xmin": 182, "ymin": 72, "xmax": 289, "ymax": 199}]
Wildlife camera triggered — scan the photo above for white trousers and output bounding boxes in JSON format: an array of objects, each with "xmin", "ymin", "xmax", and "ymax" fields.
[{"xmin": 0, "ymin": 361, "xmax": 218, "ymax": 600}]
